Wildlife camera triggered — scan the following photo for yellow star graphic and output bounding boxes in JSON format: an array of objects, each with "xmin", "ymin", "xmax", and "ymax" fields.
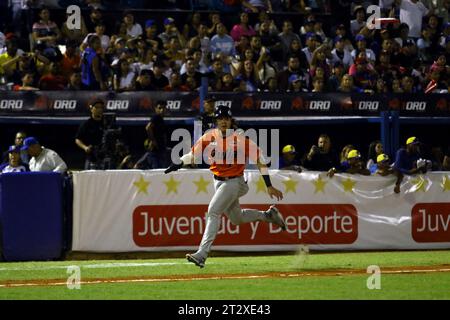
[
  {"xmin": 164, "ymin": 176, "xmax": 181, "ymax": 194},
  {"xmin": 312, "ymin": 176, "xmax": 327, "ymax": 193},
  {"xmin": 341, "ymin": 177, "xmax": 356, "ymax": 193},
  {"xmin": 411, "ymin": 175, "xmax": 428, "ymax": 192},
  {"xmin": 441, "ymin": 175, "xmax": 450, "ymax": 192},
  {"xmin": 254, "ymin": 176, "xmax": 267, "ymax": 193},
  {"xmin": 193, "ymin": 176, "xmax": 210, "ymax": 194},
  {"xmin": 282, "ymin": 176, "xmax": 299, "ymax": 193},
  {"xmin": 133, "ymin": 176, "xmax": 150, "ymax": 195}
]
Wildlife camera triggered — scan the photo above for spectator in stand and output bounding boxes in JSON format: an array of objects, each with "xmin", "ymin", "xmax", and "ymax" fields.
[
  {"xmin": 134, "ymin": 101, "xmax": 169, "ymax": 169},
  {"xmin": 181, "ymin": 57, "xmax": 203, "ymax": 88},
  {"xmin": 39, "ymin": 62, "xmax": 67, "ymax": 90},
  {"xmin": 61, "ymin": 40, "xmax": 81, "ymax": 79},
  {"xmin": 330, "ymin": 36, "xmax": 354, "ymax": 70},
  {"xmin": 263, "ymin": 76, "xmax": 279, "ymax": 92},
  {"xmin": 122, "ymin": 11, "xmax": 142, "ymax": 39},
  {"xmin": 254, "ymin": 11, "xmax": 279, "ymax": 35},
  {"xmin": 277, "ymin": 55, "xmax": 303, "ymax": 90},
  {"xmin": 242, "ymin": 0, "xmax": 273, "ymax": 13},
  {"xmin": 0, "ymin": 146, "xmax": 28, "ymax": 174},
  {"xmin": 302, "ymin": 32, "xmax": 319, "ymax": 65},
  {"xmin": 207, "ymin": 57, "xmax": 225, "ymax": 90},
  {"xmin": 311, "ymin": 76, "xmax": 325, "ymax": 92},
  {"xmin": 394, "ymin": 0, "xmax": 431, "ymax": 40},
  {"xmin": 303, "ymin": 134, "xmax": 340, "ymax": 171},
  {"xmin": 372, "ymin": 154, "xmax": 403, "ymax": 194},
  {"xmin": 182, "ymin": 12, "xmax": 202, "ymax": 40},
  {"xmin": 366, "ymin": 140, "xmax": 384, "ymax": 171},
  {"xmin": 443, "ymin": 147, "xmax": 450, "ymax": 170},
  {"xmin": 327, "ymin": 61, "xmax": 345, "ymax": 92},
  {"xmin": 348, "ymin": 53, "xmax": 377, "ymax": 92},
  {"xmin": 67, "ymin": 71, "xmax": 85, "ymax": 90},
  {"xmin": 350, "ymin": 5, "xmax": 366, "ymax": 36},
  {"xmin": 211, "ymin": 23, "xmax": 236, "ymax": 58},
  {"xmin": 351, "ymin": 34, "xmax": 376, "ymax": 64},
  {"xmin": 375, "ymin": 77, "xmax": 389, "ymax": 93},
  {"xmin": 0, "ymin": 38, "xmax": 24, "ymax": 80},
  {"xmin": 417, "ymin": 27, "xmax": 434, "ymax": 64},
  {"xmin": 256, "ymin": 46, "xmax": 277, "ymax": 87},
  {"xmin": 61, "ymin": 9, "xmax": 88, "ymax": 45},
  {"xmin": 207, "ymin": 12, "xmax": 221, "ymax": 37},
  {"xmin": 81, "ymin": 35, "xmax": 108, "ymax": 90},
  {"xmin": 279, "ymin": 20, "xmax": 302, "ymax": 61},
  {"xmin": 401, "ymin": 75, "xmax": 418, "ymax": 93},
  {"xmin": 82, "ymin": 22, "xmax": 111, "ymax": 52},
  {"xmin": 337, "ymin": 74, "xmax": 363, "ymax": 92},
  {"xmin": 258, "ymin": 20, "xmax": 283, "ymax": 62},
  {"xmin": 299, "ymin": 15, "xmax": 316, "ymax": 40},
  {"xmin": 135, "ymin": 69, "xmax": 155, "ymax": 91},
  {"xmin": 150, "ymin": 61, "xmax": 169, "ymax": 90},
  {"xmin": 340, "ymin": 144, "xmax": 356, "ymax": 165},
  {"xmin": 165, "ymin": 72, "xmax": 189, "ymax": 91},
  {"xmin": 230, "ymin": 12, "xmax": 257, "ymax": 42},
  {"xmin": 234, "ymin": 59, "xmax": 260, "ymax": 92},
  {"xmin": 159, "ymin": 17, "xmax": 186, "ymax": 49},
  {"xmin": 75, "ymin": 99, "xmax": 106, "ymax": 170},
  {"xmin": 279, "ymin": 145, "xmax": 302, "ymax": 171},
  {"xmin": 287, "ymin": 74, "xmax": 308, "ymax": 92},
  {"xmin": 113, "ymin": 58, "xmax": 136, "ymax": 92},
  {"xmin": 332, "ymin": 149, "xmax": 371, "ymax": 176},
  {"xmin": 439, "ymin": 23, "xmax": 450, "ymax": 47},
  {"xmin": 31, "ymin": 7, "xmax": 61, "ymax": 51},
  {"xmin": 14, "ymin": 72, "xmax": 39, "ymax": 91},
  {"xmin": 1, "ymin": 131, "xmax": 29, "ymax": 165},
  {"xmin": 85, "ymin": 7, "xmax": 104, "ymax": 33},
  {"xmin": 310, "ymin": 43, "xmax": 331, "ymax": 80},
  {"xmin": 394, "ymin": 136, "xmax": 429, "ymax": 175},
  {"xmin": 219, "ymin": 73, "xmax": 236, "ymax": 92},
  {"xmin": 22, "ymin": 137, "xmax": 67, "ymax": 173},
  {"xmin": 143, "ymin": 19, "xmax": 163, "ymax": 52},
  {"xmin": 288, "ymin": 39, "xmax": 309, "ymax": 71}
]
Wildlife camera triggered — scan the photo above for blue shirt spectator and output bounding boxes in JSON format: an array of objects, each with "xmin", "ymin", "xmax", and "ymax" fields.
[
  {"xmin": 210, "ymin": 23, "xmax": 236, "ymax": 57},
  {"xmin": 394, "ymin": 137, "xmax": 423, "ymax": 174}
]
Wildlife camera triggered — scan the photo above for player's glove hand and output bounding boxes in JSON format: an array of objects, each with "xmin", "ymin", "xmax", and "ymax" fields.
[{"xmin": 164, "ymin": 162, "xmax": 183, "ymax": 174}]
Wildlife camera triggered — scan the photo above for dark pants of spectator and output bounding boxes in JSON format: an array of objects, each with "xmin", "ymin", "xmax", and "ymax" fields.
[{"xmin": 135, "ymin": 149, "xmax": 170, "ymax": 169}]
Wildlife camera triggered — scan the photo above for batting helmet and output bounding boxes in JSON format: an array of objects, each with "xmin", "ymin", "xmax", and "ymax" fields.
[{"xmin": 214, "ymin": 105, "xmax": 232, "ymax": 119}]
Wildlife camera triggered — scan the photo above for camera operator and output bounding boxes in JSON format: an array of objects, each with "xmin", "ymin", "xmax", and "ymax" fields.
[
  {"xmin": 75, "ymin": 99, "xmax": 106, "ymax": 169},
  {"xmin": 134, "ymin": 101, "xmax": 170, "ymax": 169}
]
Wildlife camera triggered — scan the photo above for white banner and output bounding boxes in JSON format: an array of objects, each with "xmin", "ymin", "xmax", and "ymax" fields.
[{"xmin": 72, "ymin": 170, "xmax": 450, "ymax": 252}]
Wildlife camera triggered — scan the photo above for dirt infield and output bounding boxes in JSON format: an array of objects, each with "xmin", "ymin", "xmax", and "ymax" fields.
[{"xmin": 1, "ymin": 265, "xmax": 450, "ymax": 288}]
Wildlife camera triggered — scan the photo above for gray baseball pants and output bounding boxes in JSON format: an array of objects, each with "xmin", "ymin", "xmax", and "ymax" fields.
[{"xmin": 195, "ymin": 176, "xmax": 269, "ymax": 260}]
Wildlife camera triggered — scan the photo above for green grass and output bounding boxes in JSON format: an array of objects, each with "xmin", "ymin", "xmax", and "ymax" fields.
[{"xmin": 1, "ymin": 250, "xmax": 450, "ymax": 299}]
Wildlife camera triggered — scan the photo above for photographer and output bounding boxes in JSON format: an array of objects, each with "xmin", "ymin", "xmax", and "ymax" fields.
[
  {"xmin": 75, "ymin": 99, "xmax": 106, "ymax": 169},
  {"xmin": 302, "ymin": 134, "xmax": 340, "ymax": 171}
]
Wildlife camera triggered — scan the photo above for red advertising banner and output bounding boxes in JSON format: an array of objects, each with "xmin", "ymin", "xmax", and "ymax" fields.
[
  {"xmin": 132, "ymin": 204, "xmax": 358, "ymax": 246},
  {"xmin": 412, "ymin": 203, "xmax": 450, "ymax": 243}
]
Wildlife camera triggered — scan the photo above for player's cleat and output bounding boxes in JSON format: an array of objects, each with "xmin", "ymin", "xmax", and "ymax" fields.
[
  {"xmin": 266, "ymin": 205, "xmax": 287, "ymax": 231},
  {"xmin": 186, "ymin": 253, "xmax": 205, "ymax": 268}
]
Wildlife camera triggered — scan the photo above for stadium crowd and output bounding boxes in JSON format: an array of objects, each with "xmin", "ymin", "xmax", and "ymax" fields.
[{"xmin": 0, "ymin": 0, "xmax": 449, "ymax": 93}]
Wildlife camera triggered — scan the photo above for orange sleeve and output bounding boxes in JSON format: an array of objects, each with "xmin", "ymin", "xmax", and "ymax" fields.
[{"xmin": 192, "ymin": 130, "xmax": 215, "ymax": 160}]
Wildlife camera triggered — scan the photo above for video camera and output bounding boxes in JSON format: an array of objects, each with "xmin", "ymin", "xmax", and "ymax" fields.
[{"xmin": 93, "ymin": 113, "xmax": 123, "ymax": 169}]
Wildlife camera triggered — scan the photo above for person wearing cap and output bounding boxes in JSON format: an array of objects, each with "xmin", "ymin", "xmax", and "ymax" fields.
[
  {"xmin": 394, "ymin": 137, "xmax": 428, "ymax": 175},
  {"xmin": 158, "ymin": 17, "xmax": 186, "ymax": 49},
  {"xmin": 301, "ymin": 32, "xmax": 319, "ymax": 65},
  {"xmin": 165, "ymin": 105, "xmax": 286, "ymax": 268},
  {"xmin": 329, "ymin": 149, "xmax": 370, "ymax": 176},
  {"xmin": 351, "ymin": 34, "xmax": 376, "ymax": 63},
  {"xmin": 280, "ymin": 145, "xmax": 302, "ymax": 172},
  {"xmin": 303, "ymin": 134, "xmax": 340, "ymax": 172},
  {"xmin": 287, "ymin": 73, "xmax": 307, "ymax": 92},
  {"xmin": 22, "ymin": 137, "xmax": 67, "ymax": 173},
  {"xmin": 134, "ymin": 101, "xmax": 169, "ymax": 169},
  {"xmin": 373, "ymin": 153, "xmax": 403, "ymax": 193},
  {"xmin": 331, "ymin": 36, "xmax": 354, "ymax": 69},
  {"xmin": 0, "ymin": 145, "xmax": 28, "ymax": 174},
  {"xmin": 143, "ymin": 19, "xmax": 163, "ymax": 51}
]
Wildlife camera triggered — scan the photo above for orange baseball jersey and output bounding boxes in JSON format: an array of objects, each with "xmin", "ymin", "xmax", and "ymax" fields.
[{"xmin": 192, "ymin": 129, "xmax": 262, "ymax": 177}]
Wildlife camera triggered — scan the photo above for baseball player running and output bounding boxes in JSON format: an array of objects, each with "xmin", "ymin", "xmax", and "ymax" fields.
[{"xmin": 165, "ymin": 105, "xmax": 286, "ymax": 268}]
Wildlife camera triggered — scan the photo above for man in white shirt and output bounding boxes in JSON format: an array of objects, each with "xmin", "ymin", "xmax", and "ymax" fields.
[
  {"xmin": 21, "ymin": 137, "xmax": 67, "ymax": 173},
  {"xmin": 395, "ymin": 0, "xmax": 431, "ymax": 39},
  {"xmin": 123, "ymin": 11, "xmax": 142, "ymax": 39}
]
